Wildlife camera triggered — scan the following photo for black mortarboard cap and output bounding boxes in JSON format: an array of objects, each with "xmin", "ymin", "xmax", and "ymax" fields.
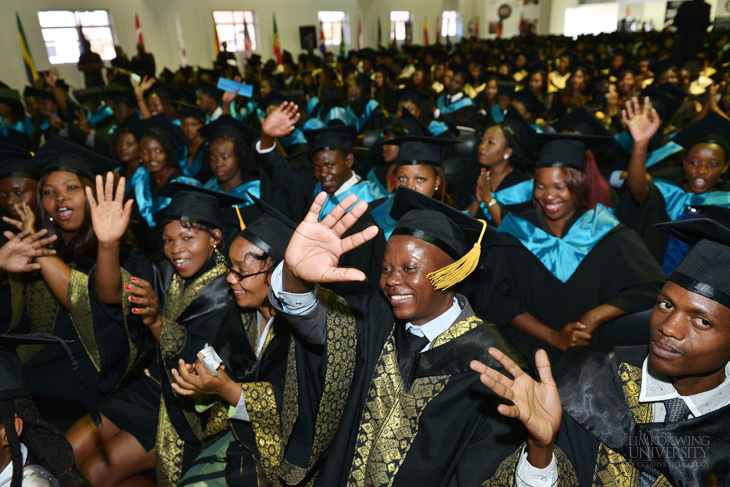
[
  {"xmin": 512, "ymin": 89, "xmax": 547, "ymax": 115},
  {"xmin": 198, "ymin": 115, "xmax": 259, "ymax": 145},
  {"xmin": 551, "ymin": 106, "xmax": 613, "ymax": 138},
  {"xmin": 650, "ymin": 58, "xmax": 679, "ymax": 77},
  {"xmin": 0, "ymin": 143, "xmax": 35, "ymax": 180},
  {"xmin": 384, "ymin": 135, "xmax": 456, "ymax": 168},
  {"xmin": 198, "ymin": 83, "xmax": 222, "ymax": 102},
  {"xmin": 303, "ymin": 125, "xmax": 357, "ymax": 154},
  {"xmin": 0, "ymin": 89, "xmax": 21, "ymax": 103},
  {"xmin": 389, "ymin": 186, "xmax": 488, "ymax": 290},
  {"xmin": 147, "ymin": 82, "xmax": 182, "ymax": 101},
  {"xmin": 0, "ymin": 334, "xmax": 101, "ymax": 424},
  {"xmin": 23, "ymin": 87, "xmax": 54, "ymax": 101},
  {"xmin": 502, "ymin": 106, "xmax": 536, "ymax": 148},
  {"xmin": 532, "ymin": 133, "xmax": 612, "ymax": 171},
  {"xmin": 641, "ymin": 86, "xmax": 682, "ymax": 122},
  {"xmin": 396, "ymin": 109, "xmax": 430, "ymax": 136},
  {"xmin": 73, "ymin": 86, "xmax": 104, "ymax": 103},
  {"xmin": 656, "ymin": 218, "xmax": 730, "ymax": 309},
  {"xmin": 238, "ymin": 193, "xmax": 297, "ymax": 261},
  {"xmin": 174, "ymin": 102, "xmax": 205, "ymax": 121},
  {"xmin": 105, "ymin": 84, "xmax": 136, "ymax": 107},
  {"xmin": 158, "ymin": 182, "xmax": 247, "ymax": 229},
  {"xmin": 497, "ymin": 80, "xmax": 518, "ymax": 97},
  {"xmin": 261, "ymin": 90, "xmax": 293, "ymax": 109},
  {"xmin": 450, "ymin": 63, "xmax": 473, "ymax": 85},
  {"xmin": 136, "ymin": 114, "xmax": 188, "ymax": 149},
  {"xmin": 672, "ymin": 112, "xmax": 730, "ymax": 156},
  {"xmin": 397, "ymin": 86, "xmax": 432, "ymax": 104},
  {"xmin": 33, "ymin": 136, "xmax": 118, "ymax": 179}
]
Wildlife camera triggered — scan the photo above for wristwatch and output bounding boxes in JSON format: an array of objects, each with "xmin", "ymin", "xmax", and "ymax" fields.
[{"xmin": 487, "ymin": 198, "xmax": 498, "ymax": 207}]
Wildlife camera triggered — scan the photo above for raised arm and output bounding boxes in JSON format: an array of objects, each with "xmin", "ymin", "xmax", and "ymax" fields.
[
  {"xmin": 132, "ymin": 76, "xmax": 155, "ymax": 120},
  {"xmin": 0, "ymin": 229, "xmax": 57, "ymax": 273},
  {"xmin": 622, "ymin": 97, "xmax": 662, "ymax": 205},
  {"xmin": 470, "ymin": 348, "xmax": 562, "ymax": 469},
  {"xmin": 282, "ymin": 192, "xmax": 379, "ymax": 293},
  {"xmin": 260, "ymin": 101, "xmax": 301, "ymax": 151},
  {"xmin": 86, "ymin": 172, "xmax": 134, "ymax": 304}
]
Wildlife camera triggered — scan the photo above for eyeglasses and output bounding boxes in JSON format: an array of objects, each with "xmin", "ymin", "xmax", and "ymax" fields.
[{"xmin": 226, "ymin": 259, "xmax": 273, "ymax": 282}]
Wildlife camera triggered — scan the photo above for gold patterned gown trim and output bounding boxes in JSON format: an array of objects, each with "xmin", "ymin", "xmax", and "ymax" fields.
[
  {"xmin": 591, "ymin": 362, "xmax": 672, "ymax": 487},
  {"xmin": 113, "ymin": 268, "xmax": 140, "ymax": 387},
  {"xmin": 240, "ymin": 381, "xmax": 282, "ymax": 483},
  {"xmin": 156, "ymin": 395, "xmax": 186, "ymax": 487},
  {"xmin": 347, "ymin": 316, "xmax": 481, "ymax": 487},
  {"xmin": 279, "ymin": 290, "xmax": 357, "ymax": 484},
  {"xmin": 8, "ymin": 273, "xmax": 61, "ymax": 362},
  {"xmin": 162, "ymin": 261, "xmax": 228, "ymax": 323},
  {"xmin": 67, "ymin": 269, "xmax": 101, "ymax": 371}
]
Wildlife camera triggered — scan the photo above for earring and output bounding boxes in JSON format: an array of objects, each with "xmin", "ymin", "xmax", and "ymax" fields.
[
  {"xmin": 213, "ymin": 245, "xmax": 226, "ymax": 265},
  {"xmin": 49, "ymin": 217, "xmax": 54, "ymax": 222},
  {"xmin": 435, "ymin": 185, "xmax": 439, "ymax": 191},
  {"xmin": 503, "ymin": 153, "xmax": 510, "ymax": 159}
]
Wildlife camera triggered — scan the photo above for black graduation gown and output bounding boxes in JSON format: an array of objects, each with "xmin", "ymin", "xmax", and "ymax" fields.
[
  {"xmin": 255, "ymin": 145, "xmax": 386, "ymax": 296},
  {"xmin": 475, "ymin": 209, "xmax": 665, "ymax": 363},
  {"xmin": 276, "ymin": 290, "xmax": 529, "ymax": 487}
]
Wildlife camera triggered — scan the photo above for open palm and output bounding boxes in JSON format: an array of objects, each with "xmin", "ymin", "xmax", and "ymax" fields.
[
  {"xmin": 470, "ymin": 348, "xmax": 562, "ymax": 447},
  {"xmin": 623, "ymin": 96, "xmax": 662, "ymax": 144},
  {"xmin": 262, "ymin": 101, "xmax": 301, "ymax": 139},
  {"xmin": 285, "ymin": 192, "xmax": 379, "ymax": 284},
  {"xmin": 86, "ymin": 172, "xmax": 134, "ymax": 245},
  {"xmin": 0, "ymin": 230, "xmax": 57, "ymax": 273}
]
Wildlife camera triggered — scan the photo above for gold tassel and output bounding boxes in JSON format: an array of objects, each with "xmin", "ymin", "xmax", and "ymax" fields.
[
  {"xmin": 428, "ymin": 219, "xmax": 488, "ymax": 291},
  {"xmin": 235, "ymin": 204, "xmax": 246, "ymax": 231}
]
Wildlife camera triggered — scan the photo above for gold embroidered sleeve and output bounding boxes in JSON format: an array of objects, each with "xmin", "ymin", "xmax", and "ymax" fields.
[
  {"xmin": 240, "ymin": 382, "xmax": 282, "ymax": 483},
  {"xmin": 159, "ymin": 319, "xmax": 187, "ymax": 360},
  {"xmin": 67, "ymin": 268, "xmax": 101, "ymax": 371},
  {"xmin": 482, "ymin": 443, "xmax": 579, "ymax": 487}
]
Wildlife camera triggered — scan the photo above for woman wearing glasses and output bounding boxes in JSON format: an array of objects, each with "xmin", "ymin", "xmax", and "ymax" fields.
[
  {"xmin": 66, "ymin": 177, "xmax": 249, "ymax": 487},
  {"xmin": 169, "ymin": 195, "xmax": 300, "ymax": 487}
]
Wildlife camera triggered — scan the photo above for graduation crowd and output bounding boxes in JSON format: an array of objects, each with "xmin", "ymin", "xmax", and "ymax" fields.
[{"xmin": 2, "ymin": 23, "xmax": 730, "ymax": 487}]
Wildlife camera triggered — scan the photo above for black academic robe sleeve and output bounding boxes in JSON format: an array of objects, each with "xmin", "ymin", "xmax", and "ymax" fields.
[
  {"xmin": 438, "ymin": 105, "xmax": 478, "ymax": 131},
  {"xmin": 255, "ymin": 143, "xmax": 317, "ymax": 221},
  {"xmin": 615, "ymin": 184, "xmax": 671, "ymax": 265}
]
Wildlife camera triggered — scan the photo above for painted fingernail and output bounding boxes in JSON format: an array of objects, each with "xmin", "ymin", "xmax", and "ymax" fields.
[
  {"xmin": 131, "ymin": 276, "xmax": 138, "ymax": 281},
  {"xmin": 125, "ymin": 285, "xmax": 132, "ymax": 290},
  {"xmin": 129, "ymin": 296, "xmax": 135, "ymax": 301},
  {"xmin": 132, "ymin": 308, "xmax": 138, "ymax": 313}
]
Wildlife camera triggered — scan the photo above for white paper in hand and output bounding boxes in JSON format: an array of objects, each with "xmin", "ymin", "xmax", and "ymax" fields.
[{"xmin": 198, "ymin": 343, "xmax": 222, "ymax": 377}]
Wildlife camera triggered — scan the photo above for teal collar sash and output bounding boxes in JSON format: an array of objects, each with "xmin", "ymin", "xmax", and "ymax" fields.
[
  {"xmin": 203, "ymin": 178, "xmax": 260, "ymax": 208},
  {"xmin": 497, "ymin": 204, "xmax": 620, "ymax": 282},
  {"xmin": 614, "ymin": 131, "xmax": 683, "ymax": 168},
  {"xmin": 479, "ymin": 179, "xmax": 534, "ymax": 220},
  {"xmin": 437, "ymin": 94, "xmax": 476, "ymax": 114},
  {"xmin": 347, "ymin": 99, "xmax": 380, "ymax": 132},
  {"xmin": 130, "ymin": 167, "xmax": 201, "ymax": 227},
  {"xmin": 370, "ymin": 193, "xmax": 396, "ymax": 240},
  {"xmin": 653, "ymin": 179, "xmax": 730, "ymax": 221},
  {"xmin": 313, "ymin": 179, "xmax": 388, "ymax": 221}
]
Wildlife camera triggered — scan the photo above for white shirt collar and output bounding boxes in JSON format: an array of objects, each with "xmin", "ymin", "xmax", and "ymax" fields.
[
  {"xmin": 0, "ymin": 443, "xmax": 27, "ymax": 486},
  {"xmin": 209, "ymin": 105, "xmax": 223, "ymax": 122},
  {"xmin": 448, "ymin": 92, "xmax": 464, "ymax": 103},
  {"xmin": 333, "ymin": 172, "xmax": 361, "ymax": 197},
  {"xmin": 405, "ymin": 298, "xmax": 462, "ymax": 352},
  {"xmin": 254, "ymin": 311, "xmax": 276, "ymax": 359},
  {"xmin": 639, "ymin": 357, "xmax": 730, "ymax": 418}
]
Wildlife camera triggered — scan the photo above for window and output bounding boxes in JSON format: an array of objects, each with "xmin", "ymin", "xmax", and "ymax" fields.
[
  {"xmin": 318, "ymin": 11, "xmax": 349, "ymax": 46},
  {"xmin": 212, "ymin": 11, "xmax": 258, "ymax": 53},
  {"xmin": 38, "ymin": 10, "xmax": 116, "ymax": 65},
  {"xmin": 391, "ymin": 11, "xmax": 412, "ymax": 42},
  {"xmin": 441, "ymin": 11, "xmax": 462, "ymax": 39}
]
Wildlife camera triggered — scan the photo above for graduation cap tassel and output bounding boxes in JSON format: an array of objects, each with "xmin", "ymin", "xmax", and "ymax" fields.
[
  {"xmin": 23, "ymin": 333, "xmax": 103, "ymax": 426},
  {"xmin": 235, "ymin": 204, "xmax": 246, "ymax": 231},
  {"xmin": 428, "ymin": 219, "xmax": 488, "ymax": 291}
]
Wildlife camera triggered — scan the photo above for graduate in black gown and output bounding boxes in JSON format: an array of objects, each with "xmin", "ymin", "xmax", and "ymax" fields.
[
  {"xmin": 476, "ymin": 133, "xmax": 665, "ymax": 364},
  {"xmin": 254, "ymin": 102, "xmax": 386, "ymax": 296},
  {"xmin": 474, "ymin": 217, "xmax": 730, "ymax": 486},
  {"xmin": 269, "ymin": 187, "xmax": 529, "ymax": 486},
  {"xmin": 171, "ymin": 196, "xmax": 299, "ymax": 486}
]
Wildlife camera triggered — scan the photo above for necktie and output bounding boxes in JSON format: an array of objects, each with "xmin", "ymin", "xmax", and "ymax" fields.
[
  {"xmin": 396, "ymin": 326, "xmax": 430, "ymax": 393},
  {"xmin": 638, "ymin": 397, "xmax": 692, "ymax": 487}
]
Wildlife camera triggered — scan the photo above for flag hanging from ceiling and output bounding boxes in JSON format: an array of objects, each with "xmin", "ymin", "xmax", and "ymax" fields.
[
  {"xmin": 357, "ymin": 14, "xmax": 362, "ymax": 50},
  {"xmin": 15, "ymin": 11, "xmax": 38, "ymax": 86},
  {"xmin": 273, "ymin": 14, "xmax": 282, "ymax": 65},
  {"xmin": 319, "ymin": 23, "xmax": 327, "ymax": 56},
  {"xmin": 242, "ymin": 18, "xmax": 253, "ymax": 60},
  {"xmin": 475, "ymin": 16, "xmax": 480, "ymax": 37},
  {"xmin": 377, "ymin": 16, "xmax": 382, "ymax": 47},
  {"xmin": 135, "ymin": 12, "xmax": 145, "ymax": 48},
  {"xmin": 176, "ymin": 14, "xmax": 187, "ymax": 66},
  {"xmin": 339, "ymin": 22, "xmax": 346, "ymax": 58},
  {"xmin": 424, "ymin": 17, "xmax": 429, "ymax": 46},
  {"xmin": 436, "ymin": 15, "xmax": 440, "ymax": 44}
]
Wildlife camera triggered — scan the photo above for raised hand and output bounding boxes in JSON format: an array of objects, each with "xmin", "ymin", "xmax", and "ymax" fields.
[
  {"xmin": 0, "ymin": 229, "xmax": 57, "ymax": 273},
  {"xmin": 622, "ymin": 96, "xmax": 661, "ymax": 144},
  {"xmin": 2, "ymin": 202, "xmax": 36, "ymax": 234},
  {"xmin": 221, "ymin": 75, "xmax": 242, "ymax": 105},
  {"xmin": 284, "ymin": 192, "xmax": 379, "ymax": 287},
  {"xmin": 86, "ymin": 172, "xmax": 134, "ymax": 246},
  {"xmin": 262, "ymin": 101, "xmax": 301, "ymax": 139},
  {"xmin": 74, "ymin": 109, "xmax": 91, "ymax": 135},
  {"xmin": 470, "ymin": 348, "xmax": 562, "ymax": 457}
]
